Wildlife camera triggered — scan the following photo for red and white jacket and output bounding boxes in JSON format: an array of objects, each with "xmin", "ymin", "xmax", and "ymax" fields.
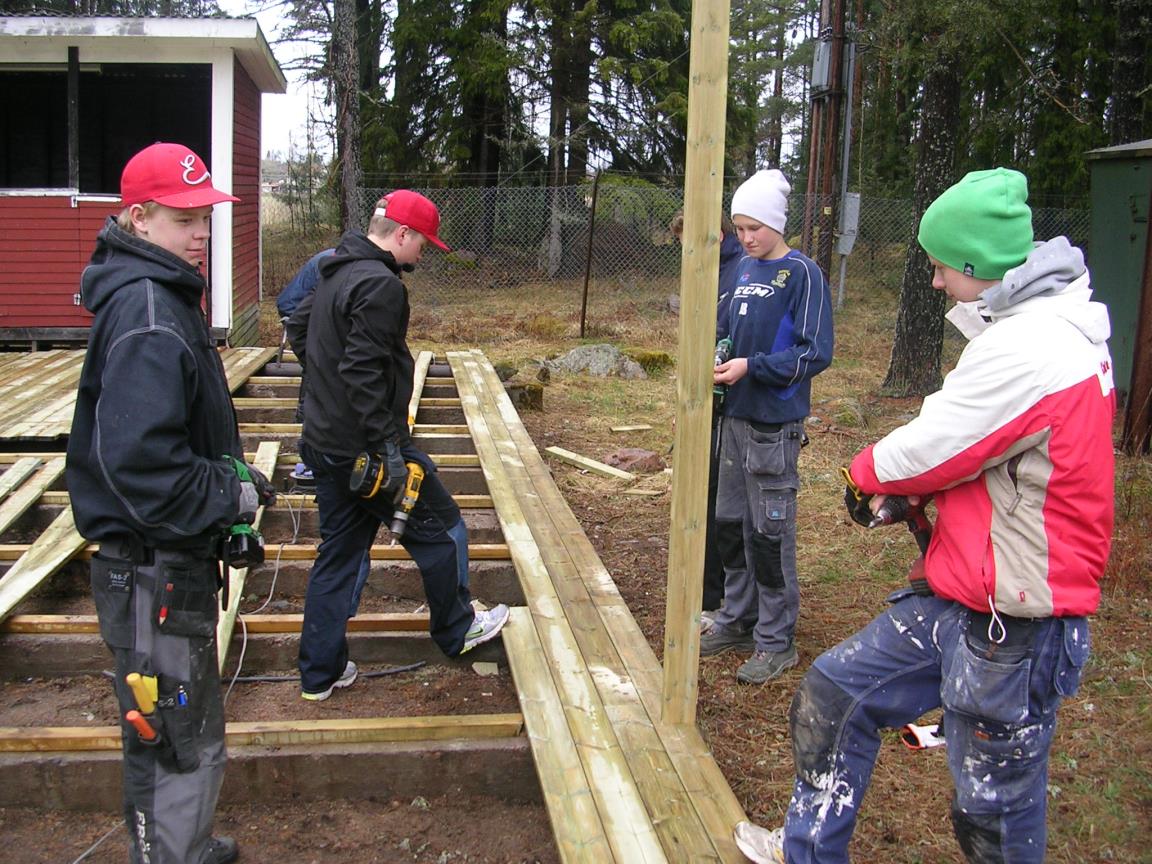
[{"xmin": 850, "ymin": 238, "xmax": 1114, "ymax": 618}]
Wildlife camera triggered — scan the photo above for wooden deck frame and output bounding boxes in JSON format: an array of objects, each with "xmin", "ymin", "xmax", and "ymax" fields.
[
  {"xmin": 0, "ymin": 344, "xmax": 748, "ymax": 860},
  {"xmin": 449, "ymin": 350, "xmax": 746, "ymax": 862}
]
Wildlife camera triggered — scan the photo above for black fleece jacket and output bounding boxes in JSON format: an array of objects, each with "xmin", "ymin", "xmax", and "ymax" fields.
[
  {"xmin": 65, "ymin": 217, "xmax": 244, "ymax": 554},
  {"xmin": 286, "ymin": 230, "xmax": 415, "ymax": 457}
]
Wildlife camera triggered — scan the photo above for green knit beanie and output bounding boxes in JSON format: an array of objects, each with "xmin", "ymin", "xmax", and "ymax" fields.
[{"xmin": 917, "ymin": 168, "xmax": 1034, "ymax": 280}]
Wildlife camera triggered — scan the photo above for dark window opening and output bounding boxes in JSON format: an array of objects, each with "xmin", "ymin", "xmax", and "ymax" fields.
[{"xmin": 0, "ymin": 63, "xmax": 212, "ymax": 193}]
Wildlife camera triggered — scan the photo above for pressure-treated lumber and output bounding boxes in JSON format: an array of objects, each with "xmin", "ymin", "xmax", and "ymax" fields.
[
  {"xmin": 0, "ymin": 713, "xmax": 525, "ymax": 753},
  {"xmin": 661, "ymin": 0, "xmax": 732, "ymax": 730},
  {"xmin": 218, "ymin": 440, "xmax": 280, "ymax": 672},
  {"xmin": 36, "ymin": 491, "xmax": 495, "ymax": 509},
  {"xmin": 0, "ymin": 457, "xmax": 60, "ymax": 535},
  {"xmin": 544, "ymin": 446, "xmax": 636, "ymax": 481},
  {"xmin": 0, "ymin": 505, "xmax": 87, "ymax": 623},
  {"xmin": 0, "ymin": 457, "xmax": 43, "ymax": 503},
  {"xmin": 450, "ymin": 350, "xmax": 747, "ymax": 862},
  {"xmin": 0, "ymin": 542, "xmax": 511, "ymax": 561},
  {"xmin": 2, "ymin": 612, "xmax": 431, "ymax": 635},
  {"xmin": 451, "ymin": 351, "xmax": 668, "ymax": 863},
  {"xmin": 502, "ymin": 607, "xmax": 613, "ymax": 860}
]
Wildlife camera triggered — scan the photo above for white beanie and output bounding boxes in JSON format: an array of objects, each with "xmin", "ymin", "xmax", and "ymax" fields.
[{"xmin": 731, "ymin": 169, "xmax": 791, "ymax": 233}]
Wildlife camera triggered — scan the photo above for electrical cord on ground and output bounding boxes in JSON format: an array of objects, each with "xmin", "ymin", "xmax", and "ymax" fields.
[{"xmin": 69, "ymin": 822, "xmax": 122, "ymax": 863}]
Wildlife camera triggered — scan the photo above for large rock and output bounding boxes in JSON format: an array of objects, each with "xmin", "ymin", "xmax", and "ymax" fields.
[{"xmin": 549, "ymin": 344, "xmax": 647, "ymax": 379}]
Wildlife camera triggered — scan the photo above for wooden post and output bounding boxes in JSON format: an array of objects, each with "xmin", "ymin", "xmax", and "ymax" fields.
[{"xmin": 662, "ymin": 0, "xmax": 730, "ymax": 726}]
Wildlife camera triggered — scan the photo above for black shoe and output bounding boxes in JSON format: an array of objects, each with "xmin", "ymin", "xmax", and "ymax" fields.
[{"xmin": 204, "ymin": 836, "xmax": 239, "ymax": 864}]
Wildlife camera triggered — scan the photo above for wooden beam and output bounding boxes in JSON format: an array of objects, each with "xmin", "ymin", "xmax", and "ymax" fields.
[
  {"xmin": 0, "ymin": 542, "xmax": 511, "ymax": 562},
  {"xmin": 544, "ymin": 446, "xmax": 635, "ymax": 481},
  {"xmin": 662, "ymin": 0, "xmax": 731, "ymax": 727},
  {"xmin": 2, "ymin": 612, "xmax": 432, "ymax": 635},
  {"xmin": 0, "ymin": 457, "xmax": 64, "ymax": 535},
  {"xmin": 36, "ymin": 491, "xmax": 496, "ymax": 509},
  {"xmin": 218, "ymin": 441, "xmax": 280, "ymax": 673},
  {"xmin": 0, "ymin": 713, "xmax": 525, "ymax": 753},
  {"xmin": 502, "ymin": 607, "xmax": 614, "ymax": 861},
  {"xmin": 0, "ymin": 506, "xmax": 87, "ymax": 624},
  {"xmin": 0, "ymin": 457, "xmax": 43, "ymax": 504}
]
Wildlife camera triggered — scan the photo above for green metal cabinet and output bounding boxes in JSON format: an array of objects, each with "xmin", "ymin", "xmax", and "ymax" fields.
[{"xmin": 1086, "ymin": 140, "xmax": 1151, "ymax": 394}]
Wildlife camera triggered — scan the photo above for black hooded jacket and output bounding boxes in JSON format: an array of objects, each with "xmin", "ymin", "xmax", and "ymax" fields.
[
  {"xmin": 65, "ymin": 217, "xmax": 244, "ymax": 554},
  {"xmin": 286, "ymin": 230, "xmax": 415, "ymax": 457}
]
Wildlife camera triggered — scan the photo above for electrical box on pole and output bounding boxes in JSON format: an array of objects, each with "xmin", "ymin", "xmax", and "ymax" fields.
[
  {"xmin": 835, "ymin": 192, "xmax": 860, "ymax": 255},
  {"xmin": 812, "ymin": 39, "xmax": 832, "ymax": 94}
]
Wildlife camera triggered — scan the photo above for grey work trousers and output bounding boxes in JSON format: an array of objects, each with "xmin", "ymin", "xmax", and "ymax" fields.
[
  {"xmin": 91, "ymin": 543, "xmax": 227, "ymax": 864},
  {"xmin": 711, "ymin": 416, "xmax": 803, "ymax": 652}
]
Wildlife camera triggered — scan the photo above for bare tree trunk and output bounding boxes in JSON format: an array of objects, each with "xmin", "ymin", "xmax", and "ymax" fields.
[
  {"xmin": 1109, "ymin": 0, "xmax": 1151, "ymax": 145},
  {"xmin": 882, "ymin": 50, "xmax": 960, "ymax": 397},
  {"xmin": 334, "ymin": 0, "xmax": 363, "ymax": 232}
]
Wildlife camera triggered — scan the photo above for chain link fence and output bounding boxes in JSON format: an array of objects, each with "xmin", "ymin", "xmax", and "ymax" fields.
[{"xmin": 335, "ymin": 185, "xmax": 1092, "ymax": 317}]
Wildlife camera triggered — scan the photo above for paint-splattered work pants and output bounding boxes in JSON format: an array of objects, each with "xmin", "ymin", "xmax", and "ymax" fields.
[
  {"xmin": 783, "ymin": 591, "xmax": 1090, "ymax": 864},
  {"xmin": 712, "ymin": 416, "xmax": 804, "ymax": 652}
]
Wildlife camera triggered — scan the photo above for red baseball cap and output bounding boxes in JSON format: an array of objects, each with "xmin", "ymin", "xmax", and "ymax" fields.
[
  {"xmin": 374, "ymin": 190, "xmax": 449, "ymax": 251},
  {"xmin": 120, "ymin": 142, "xmax": 240, "ymax": 209}
]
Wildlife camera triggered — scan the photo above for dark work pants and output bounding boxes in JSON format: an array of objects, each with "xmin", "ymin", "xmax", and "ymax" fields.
[
  {"xmin": 91, "ymin": 544, "xmax": 227, "ymax": 864},
  {"xmin": 298, "ymin": 442, "xmax": 475, "ymax": 693},
  {"xmin": 703, "ymin": 395, "xmax": 742, "ymax": 610}
]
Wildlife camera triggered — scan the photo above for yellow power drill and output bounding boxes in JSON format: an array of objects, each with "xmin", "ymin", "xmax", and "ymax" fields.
[{"xmin": 388, "ymin": 462, "xmax": 425, "ymax": 543}]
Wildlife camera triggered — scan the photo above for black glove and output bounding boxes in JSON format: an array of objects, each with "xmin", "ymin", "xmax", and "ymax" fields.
[
  {"xmin": 351, "ymin": 442, "xmax": 408, "ymax": 499},
  {"xmin": 400, "ymin": 443, "xmax": 436, "ymax": 475},
  {"xmin": 245, "ymin": 463, "xmax": 277, "ymax": 507},
  {"xmin": 382, "ymin": 441, "xmax": 408, "ymax": 500}
]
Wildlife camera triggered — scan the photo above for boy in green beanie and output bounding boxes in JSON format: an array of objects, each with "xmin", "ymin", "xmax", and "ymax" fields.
[{"xmin": 734, "ymin": 167, "xmax": 1115, "ymax": 863}]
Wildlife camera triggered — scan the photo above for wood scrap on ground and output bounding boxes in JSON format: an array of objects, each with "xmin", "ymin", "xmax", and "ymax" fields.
[{"xmin": 544, "ymin": 446, "xmax": 636, "ymax": 480}]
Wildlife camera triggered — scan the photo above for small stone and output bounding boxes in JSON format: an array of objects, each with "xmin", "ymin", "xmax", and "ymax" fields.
[{"xmin": 472, "ymin": 661, "xmax": 500, "ymax": 677}]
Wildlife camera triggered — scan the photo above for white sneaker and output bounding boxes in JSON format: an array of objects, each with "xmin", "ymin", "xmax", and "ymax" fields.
[
  {"xmin": 460, "ymin": 603, "xmax": 510, "ymax": 653},
  {"xmin": 733, "ymin": 821, "xmax": 785, "ymax": 864},
  {"xmin": 700, "ymin": 611, "xmax": 715, "ymax": 633},
  {"xmin": 301, "ymin": 660, "xmax": 358, "ymax": 701}
]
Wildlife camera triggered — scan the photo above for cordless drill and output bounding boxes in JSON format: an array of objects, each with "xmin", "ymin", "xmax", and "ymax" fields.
[
  {"xmin": 713, "ymin": 337, "xmax": 733, "ymax": 399},
  {"xmin": 220, "ymin": 456, "xmax": 267, "ymax": 570},
  {"xmin": 388, "ymin": 462, "xmax": 425, "ymax": 543},
  {"xmin": 840, "ymin": 466, "xmax": 933, "ymax": 596}
]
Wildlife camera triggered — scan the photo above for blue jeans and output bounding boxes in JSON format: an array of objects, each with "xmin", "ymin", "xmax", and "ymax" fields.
[
  {"xmin": 783, "ymin": 590, "xmax": 1090, "ymax": 864},
  {"xmin": 298, "ymin": 442, "xmax": 475, "ymax": 693}
]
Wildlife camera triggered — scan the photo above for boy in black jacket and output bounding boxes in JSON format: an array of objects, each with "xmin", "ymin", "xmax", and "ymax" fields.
[
  {"xmin": 287, "ymin": 191, "xmax": 508, "ymax": 701},
  {"xmin": 67, "ymin": 142, "xmax": 274, "ymax": 864}
]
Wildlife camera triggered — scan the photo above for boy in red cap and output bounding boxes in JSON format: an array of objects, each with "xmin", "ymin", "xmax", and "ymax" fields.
[
  {"xmin": 286, "ymin": 190, "xmax": 508, "ymax": 702},
  {"xmin": 67, "ymin": 142, "xmax": 274, "ymax": 864}
]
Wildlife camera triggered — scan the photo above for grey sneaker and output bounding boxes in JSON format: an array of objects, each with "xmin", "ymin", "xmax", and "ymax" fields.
[
  {"xmin": 733, "ymin": 821, "xmax": 784, "ymax": 863},
  {"xmin": 736, "ymin": 646, "xmax": 798, "ymax": 684},
  {"xmin": 461, "ymin": 603, "xmax": 510, "ymax": 653},
  {"xmin": 301, "ymin": 660, "xmax": 358, "ymax": 701},
  {"xmin": 699, "ymin": 624, "xmax": 755, "ymax": 657}
]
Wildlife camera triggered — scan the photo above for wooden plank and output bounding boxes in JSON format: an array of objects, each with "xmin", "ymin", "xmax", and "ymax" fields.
[
  {"xmin": 0, "ymin": 506, "xmax": 87, "ymax": 624},
  {"xmin": 221, "ymin": 346, "xmax": 279, "ymax": 393},
  {"xmin": 610, "ymin": 425, "xmax": 653, "ymax": 432},
  {"xmin": 0, "ymin": 457, "xmax": 63, "ymax": 535},
  {"xmin": 2, "ymin": 611, "xmax": 431, "ymax": 635},
  {"xmin": 0, "ymin": 457, "xmax": 43, "ymax": 504},
  {"xmin": 503, "ymin": 607, "xmax": 614, "ymax": 862},
  {"xmin": 35, "ymin": 491, "xmax": 496, "ymax": 509},
  {"xmin": 0, "ymin": 542, "xmax": 509, "ymax": 561},
  {"xmin": 544, "ymin": 446, "xmax": 636, "ymax": 481},
  {"xmin": 448, "ymin": 351, "xmax": 668, "ymax": 864},
  {"xmin": 457, "ymin": 351, "xmax": 745, "ymax": 861},
  {"xmin": 218, "ymin": 441, "xmax": 280, "ymax": 672},
  {"xmin": 408, "ymin": 349, "xmax": 433, "ymax": 431},
  {"xmin": 0, "ymin": 713, "xmax": 525, "ymax": 753}
]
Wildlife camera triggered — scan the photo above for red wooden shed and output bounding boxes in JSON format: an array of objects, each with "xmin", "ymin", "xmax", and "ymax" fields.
[{"xmin": 0, "ymin": 15, "xmax": 287, "ymax": 346}]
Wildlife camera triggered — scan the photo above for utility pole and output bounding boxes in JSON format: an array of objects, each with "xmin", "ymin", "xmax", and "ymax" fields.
[{"xmin": 803, "ymin": 0, "xmax": 847, "ymax": 273}]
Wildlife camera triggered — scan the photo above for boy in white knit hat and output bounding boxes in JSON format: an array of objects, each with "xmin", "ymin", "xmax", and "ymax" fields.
[{"xmin": 701, "ymin": 168, "xmax": 834, "ymax": 684}]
